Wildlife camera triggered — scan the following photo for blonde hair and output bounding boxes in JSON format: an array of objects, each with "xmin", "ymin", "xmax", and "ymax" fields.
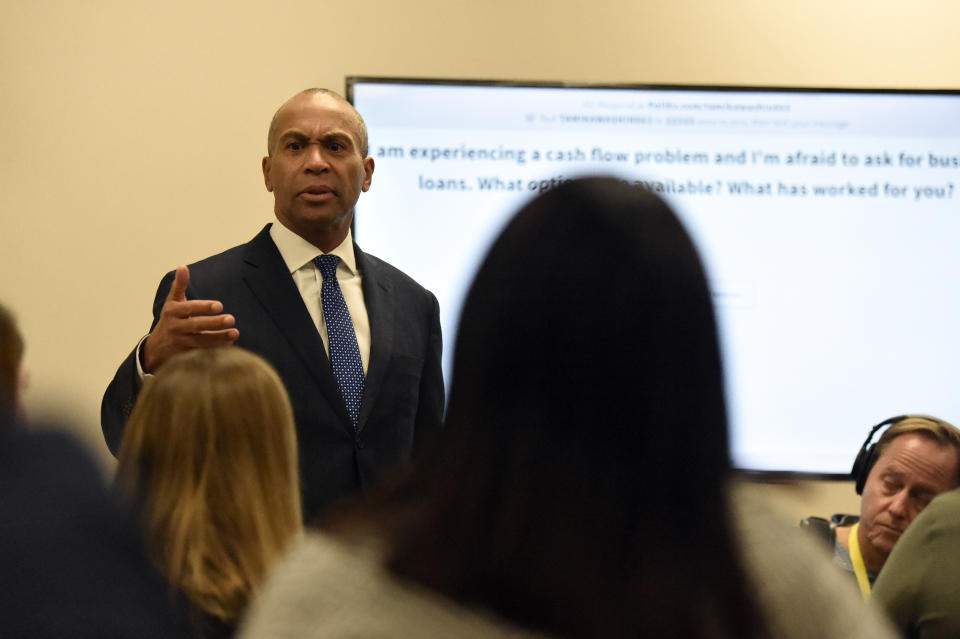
[
  {"xmin": 877, "ymin": 415, "xmax": 960, "ymax": 485},
  {"xmin": 117, "ymin": 347, "xmax": 302, "ymax": 624}
]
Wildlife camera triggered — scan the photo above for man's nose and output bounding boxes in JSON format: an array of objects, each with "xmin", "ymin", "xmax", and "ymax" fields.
[
  {"xmin": 888, "ymin": 490, "xmax": 910, "ymax": 519},
  {"xmin": 304, "ymin": 143, "xmax": 330, "ymax": 172}
]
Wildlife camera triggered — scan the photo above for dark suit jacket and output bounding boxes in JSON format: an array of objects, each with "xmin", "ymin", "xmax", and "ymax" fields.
[{"xmin": 102, "ymin": 224, "xmax": 444, "ymax": 520}]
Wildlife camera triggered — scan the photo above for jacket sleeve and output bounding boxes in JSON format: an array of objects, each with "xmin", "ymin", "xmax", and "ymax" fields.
[{"xmin": 100, "ymin": 270, "xmax": 177, "ymax": 456}]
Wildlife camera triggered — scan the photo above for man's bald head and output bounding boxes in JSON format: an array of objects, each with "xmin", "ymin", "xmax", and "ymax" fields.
[{"xmin": 266, "ymin": 88, "xmax": 369, "ymax": 158}]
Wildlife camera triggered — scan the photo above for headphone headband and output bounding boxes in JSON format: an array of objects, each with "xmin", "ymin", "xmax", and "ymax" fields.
[{"xmin": 851, "ymin": 414, "xmax": 909, "ymax": 495}]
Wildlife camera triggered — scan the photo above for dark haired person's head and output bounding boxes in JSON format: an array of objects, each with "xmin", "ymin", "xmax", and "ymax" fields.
[
  {"xmin": 332, "ymin": 177, "xmax": 761, "ymax": 638},
  {"xmin": 0, "ymin": 303, "xmax": 24, "ymax": 417},
  {"xmin": 447, "ymin": 176, "xmax": 731, "ymax": 526}
]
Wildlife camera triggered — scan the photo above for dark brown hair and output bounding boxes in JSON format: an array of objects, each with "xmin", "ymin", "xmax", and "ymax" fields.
[{"xmin": 328, "ymin": 177, "xmax": 765, "ymax": 638}]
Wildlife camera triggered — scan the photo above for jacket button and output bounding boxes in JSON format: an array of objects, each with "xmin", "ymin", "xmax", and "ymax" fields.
[{"xmin": 355, "ymin": 437, "xmax": 364, "ymax": 449}]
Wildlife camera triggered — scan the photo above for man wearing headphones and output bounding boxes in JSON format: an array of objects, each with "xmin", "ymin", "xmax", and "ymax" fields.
[{"xmin": 835, "ymin": 415, "xmax": 960, "ymax": 597}]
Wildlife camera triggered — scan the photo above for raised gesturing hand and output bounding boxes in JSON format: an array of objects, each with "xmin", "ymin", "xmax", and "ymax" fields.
[{"xmin": 141, "ymin": 265, "xmax": 239, "ymax": 373}]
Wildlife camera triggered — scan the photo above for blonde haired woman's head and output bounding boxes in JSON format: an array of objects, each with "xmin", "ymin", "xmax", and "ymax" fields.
[{"xmin": 117, "ymin": 346, "xmax": 302, "ymax": 624}]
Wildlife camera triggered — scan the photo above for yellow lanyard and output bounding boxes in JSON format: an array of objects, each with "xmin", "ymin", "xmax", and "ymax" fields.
[{"xmin": 848, "ymin": 522, "xmax": 872, "ymax": 599}]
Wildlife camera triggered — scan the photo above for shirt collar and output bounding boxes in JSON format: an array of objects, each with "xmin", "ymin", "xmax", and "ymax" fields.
[{"xmin": 269, "ymin": 222, "xmax": 358, "ymax": 275}]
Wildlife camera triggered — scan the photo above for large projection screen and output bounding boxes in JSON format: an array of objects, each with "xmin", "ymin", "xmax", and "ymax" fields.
[{"xmin": 348, "ymin": 78, "xmax": 960, "ymax": 476}]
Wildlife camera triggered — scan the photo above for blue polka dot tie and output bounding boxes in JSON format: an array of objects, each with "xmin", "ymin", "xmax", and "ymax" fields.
[{"xmin": 314, "ymin": 254, "xmax": 364, "ymax": 430}]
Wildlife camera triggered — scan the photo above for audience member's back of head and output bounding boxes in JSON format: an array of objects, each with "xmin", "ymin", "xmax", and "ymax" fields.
[
  {"xmin": 330, "ymin": 177, "xmax": 762, "ymax": 638},
  {"xmin": 0, "ymin": 413, "xmax": 194, "ymax": 638},
  {"xmin": 116, "ymin": 346, "xmax": 302, "ymax": 635}
]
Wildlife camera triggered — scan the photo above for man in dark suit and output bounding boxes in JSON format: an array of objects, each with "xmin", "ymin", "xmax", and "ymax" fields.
[{"xmin": 102, "ymin": 88, "xmax": 444, "ymax": 521}]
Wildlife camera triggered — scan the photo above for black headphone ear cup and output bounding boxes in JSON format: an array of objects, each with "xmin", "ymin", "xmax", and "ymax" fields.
[{"xmin": 854, "ymin": 444, "xmax": 878, "ymax": 495}]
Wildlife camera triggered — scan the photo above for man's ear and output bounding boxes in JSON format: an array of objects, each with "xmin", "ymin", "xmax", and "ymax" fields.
[
  {"xmin": 361, "ymin": 156, "xmax": 374, "ymax": 192},
  {"xmin": 262, "ymin": 156, "xmax": 274, "ymax": 192}
]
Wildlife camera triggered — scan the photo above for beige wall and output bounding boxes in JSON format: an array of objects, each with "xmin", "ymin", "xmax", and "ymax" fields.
[{"xmin": 2, "ymin": 0, "xmax": 956, "ymax": 519}]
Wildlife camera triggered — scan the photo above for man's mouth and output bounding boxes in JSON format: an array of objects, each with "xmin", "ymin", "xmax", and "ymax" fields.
[
  {"xmin": 299, "ymin": 186, "xmax": 335, "ymax": 202},
  {"xmin": 875, "ymin": 522, "xmax": 904, "ymax": 537}
]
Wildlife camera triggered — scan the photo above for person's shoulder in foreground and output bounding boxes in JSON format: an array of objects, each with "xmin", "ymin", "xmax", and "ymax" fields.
[
  {"xmin": 0, "ymin": 414, "xmax": 192, "ymax": 638},
  {"xmin": 238, "ymin": 486, "xmax": 899, "ymax": 639},
  {"xmin": 237, "ymin": 531, "xmax": 553, "ymax": 639},
  {"xmin": 872, "ymin": 486, "xmax": 960, "ymax": 639}
]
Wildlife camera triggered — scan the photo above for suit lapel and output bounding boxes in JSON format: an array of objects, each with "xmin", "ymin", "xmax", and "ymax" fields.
[
  {"xmin": 355, "ymin": 243, "xmax": 393, "ymax": 434},
  {"xmin": 240, "ymin": 225, "xmax": 353, "ymax": 430}
]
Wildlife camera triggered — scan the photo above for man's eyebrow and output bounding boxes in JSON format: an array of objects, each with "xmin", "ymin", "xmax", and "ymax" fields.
[
  {"xmin": 320, "ymin": 131, "xmax": 354, "ymax": 144},
  {"xmin": 278, "ymin": 130, "xmax": 354, "ymax": 145},
  {"xmin": 880, "ymin": 468, "xmax": 905, "ymax": 480}
]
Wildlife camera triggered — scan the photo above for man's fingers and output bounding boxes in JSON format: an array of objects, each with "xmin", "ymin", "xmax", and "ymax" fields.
[
  {"xmin": 167, "ymin": 265, "xmax": 190, "ymax": 302},
  {"xmin": 164, "ymin": 299, "xmax": 228, "ymax": 320},
  {"xmin": 178, "ymin": 314, "xmax": 236, "ymax": 333},
  {"xmin": 186, "ymin": 328, "xmax": 240, "ymax": 348}
]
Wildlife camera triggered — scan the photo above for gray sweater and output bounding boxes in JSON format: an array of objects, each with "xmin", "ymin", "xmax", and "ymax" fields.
[{"xmin": 239, "ymin": 485, "xmax": 896, "ymax": 639}]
